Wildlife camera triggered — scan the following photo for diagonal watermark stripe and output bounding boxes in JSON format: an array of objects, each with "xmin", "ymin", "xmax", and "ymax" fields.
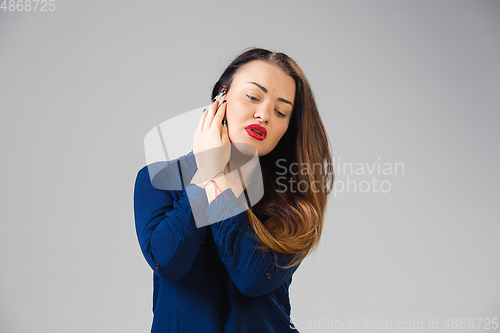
[{"xmin": 143, "ymin": 106, "xmax": 264, "ymax": 227}]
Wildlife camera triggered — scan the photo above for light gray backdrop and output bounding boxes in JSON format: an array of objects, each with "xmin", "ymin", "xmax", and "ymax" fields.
[{"xmin": 1, "ymin": 1, "xmax": 499, "ymax": 332}]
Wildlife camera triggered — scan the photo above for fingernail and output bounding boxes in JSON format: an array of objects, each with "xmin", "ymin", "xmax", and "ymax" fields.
[
  {"xmin": 222, "ymin": 119, "xmax": 227, "ymax": 126},
  {"xmin": 221, "ymin": 100, "xmax": 226, "ymax": 104},
  {"xmin": 212, "ymin": 97, "xmax": 216, "ymax": 104},
  {"xmin": 202, "ymin": 108, "xmax": 206, "ymax": 113}
]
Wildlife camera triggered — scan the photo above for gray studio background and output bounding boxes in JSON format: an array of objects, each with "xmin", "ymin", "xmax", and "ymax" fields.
[{"xmin": 1, "ymin": 1, "xmax": 499, "ymax": 332}]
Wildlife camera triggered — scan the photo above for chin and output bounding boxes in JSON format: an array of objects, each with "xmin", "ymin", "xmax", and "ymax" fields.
[{"xmin": 229, "ymin": 132, "xmax": 274, "ymax": 157}]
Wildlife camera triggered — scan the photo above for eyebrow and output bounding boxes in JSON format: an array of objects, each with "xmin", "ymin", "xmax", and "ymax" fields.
[{"xmin": 246, "ymin": 82, "xmax": 293, "ymax": 107}]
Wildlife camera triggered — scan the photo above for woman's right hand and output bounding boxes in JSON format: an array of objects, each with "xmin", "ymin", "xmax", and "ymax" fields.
[{"xmin": 192, "ymin": 90, "xmax": 232, "ymax": 183}]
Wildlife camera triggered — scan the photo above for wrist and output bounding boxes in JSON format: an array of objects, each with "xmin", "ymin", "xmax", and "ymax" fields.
[{"xmin": 203, "ymin": 173, "xmax": 230, "ymax": 205}]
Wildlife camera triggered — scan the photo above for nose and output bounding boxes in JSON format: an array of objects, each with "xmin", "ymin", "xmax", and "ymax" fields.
[{"xmin": 253, "ymin": 103, "xmax": 272, "ymax": 124}]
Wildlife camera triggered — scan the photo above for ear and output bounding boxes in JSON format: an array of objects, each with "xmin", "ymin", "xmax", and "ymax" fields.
[{"xmin": 219, "ymin": 85, "xmax": 227, "ymax": 94}]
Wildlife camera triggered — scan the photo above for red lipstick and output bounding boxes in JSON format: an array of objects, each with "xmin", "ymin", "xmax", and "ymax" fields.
[{"xmin": 245, "ymin": 124, "xmax": 267, "ymax": 141}]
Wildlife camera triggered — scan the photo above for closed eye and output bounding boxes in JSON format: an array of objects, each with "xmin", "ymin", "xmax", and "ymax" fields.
[
  {"xmin": 246, "ymin": 94, "xmax": 286, "ymax": 118},
  {"xmin": 246, "ymin": 94, "xmax": 259, "ymax": 101}
]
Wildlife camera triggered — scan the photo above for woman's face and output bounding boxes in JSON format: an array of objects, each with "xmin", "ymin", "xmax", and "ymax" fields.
[{"xmin": 224, "ymin": 60, "xmax": 296, "ymax": 157}]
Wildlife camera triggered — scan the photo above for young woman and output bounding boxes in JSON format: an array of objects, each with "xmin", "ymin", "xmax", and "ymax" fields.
[{"xmin": 134, "ymin": 48, "xmax": 334, "ymax": 332}]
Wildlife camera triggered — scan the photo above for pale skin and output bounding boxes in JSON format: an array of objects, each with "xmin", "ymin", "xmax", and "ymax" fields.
[{"xmin": 190, "ymin": 60, "xmax": 296, "ymax": 204}]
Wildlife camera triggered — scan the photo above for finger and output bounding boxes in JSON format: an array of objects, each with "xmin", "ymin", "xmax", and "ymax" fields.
[
  {"xmin": 221, "ymin": 125, "xmax": 231, "ymax": 163},
  {"xmin": 196, "ymin": 105, "xmax": 209, "ymax": 134},
  {"xmin": 221, "ymin": 122, "xmax": 230, "ymax": 147},
  {"xmin": 203, "ymin": 93, "xmax": 220, "ymax": 131},
  {"xmin": 204, "ymin": 92, "xmax": 224, "ymax": 132},
  {"xmin": 211, "ymin": 99, "xmax": 227, "ymax": 130}
]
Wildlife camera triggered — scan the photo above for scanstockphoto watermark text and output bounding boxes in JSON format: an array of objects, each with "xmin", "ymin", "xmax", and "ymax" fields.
[
  {"xmin": 290, "ymin": 317, "xmax": 499, "ymax": 331},
  {"xmin": 275, "ymin": 157, "xmax": 404, "ymax": 196}
]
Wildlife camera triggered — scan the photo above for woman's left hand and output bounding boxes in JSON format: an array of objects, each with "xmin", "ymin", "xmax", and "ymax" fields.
[{"xmin": 192, "ymin": 92, "xmax": 231, "ymax": 182}]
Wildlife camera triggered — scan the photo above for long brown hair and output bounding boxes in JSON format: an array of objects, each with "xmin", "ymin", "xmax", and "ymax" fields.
[{"xmin": 212, "ymin": 48, "xmax": 334, "ymax": 269}]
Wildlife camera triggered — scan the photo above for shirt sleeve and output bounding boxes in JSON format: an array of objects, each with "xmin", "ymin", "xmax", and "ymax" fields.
[
  {"xmin": 207, "ymin": 188, "xmax": 302, "ymax": 297},
  {"xmin": 133, "ymin": 164, "xmax": 210, "ymax": 282}
]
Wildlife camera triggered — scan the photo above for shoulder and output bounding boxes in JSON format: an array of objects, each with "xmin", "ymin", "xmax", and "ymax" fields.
[{"xmin": 136, "ymin": 151, "xmax": 196, "ymax": 191}]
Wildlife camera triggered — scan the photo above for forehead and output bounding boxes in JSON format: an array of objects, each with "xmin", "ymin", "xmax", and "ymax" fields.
[{"xmin": 231, "ymin": 60, "xmax": 295, "ymax": 95}]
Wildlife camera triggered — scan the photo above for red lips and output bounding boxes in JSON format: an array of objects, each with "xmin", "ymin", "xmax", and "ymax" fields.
[{"xmin": 245, "ymin": 124, "xmax": 267, "ymax": 140}]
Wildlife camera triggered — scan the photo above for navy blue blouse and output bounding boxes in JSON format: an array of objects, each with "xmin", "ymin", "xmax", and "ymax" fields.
[{"xmin": 134, "ymin": 151, "xmax": 301, "ymax": 332}]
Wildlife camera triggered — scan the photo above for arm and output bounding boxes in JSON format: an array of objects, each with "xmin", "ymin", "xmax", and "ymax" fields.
[
  {"xmin": 133, "ymin": 163, "xmax": 209, "ymax": 282},
  {"xmin": 189, "ymin": 92, "xmax": 300, "ymax": 295},
  {"xmin": 206, "ymin": 187, "xmax": 302, "ymax": 297}
]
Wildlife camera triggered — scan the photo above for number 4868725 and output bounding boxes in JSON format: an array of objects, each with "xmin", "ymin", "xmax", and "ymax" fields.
[{"xmin": 1, "ymin": 0, "xmax": 56, "ymax": 11}]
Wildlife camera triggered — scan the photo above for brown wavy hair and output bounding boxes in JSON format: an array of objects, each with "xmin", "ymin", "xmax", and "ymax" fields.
[{"xmin": 212, "ymin": 48, "xmax": 334, "ymax": 269}]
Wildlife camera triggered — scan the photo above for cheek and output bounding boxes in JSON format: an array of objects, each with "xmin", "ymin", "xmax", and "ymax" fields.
[
  {"xmin": 225, "ymin": 99, "xmax": 244, "ymax": 124},
  {"xmin": 273, "ymin": 124, "xmax": 289, "ymax": 143},
  {"xmin": 225, "ymin": 106, "xmax": 239, "ymax": 140}
]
